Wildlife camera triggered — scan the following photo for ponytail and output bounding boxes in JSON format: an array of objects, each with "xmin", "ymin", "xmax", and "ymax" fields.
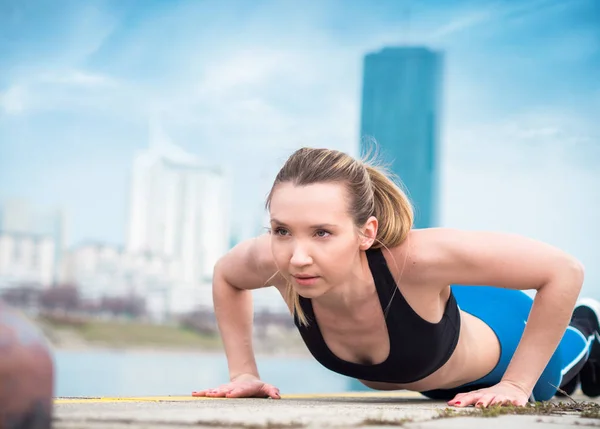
[{"xmin": 364, "ymin": 164, "xmax": 414, "ymax": 248}]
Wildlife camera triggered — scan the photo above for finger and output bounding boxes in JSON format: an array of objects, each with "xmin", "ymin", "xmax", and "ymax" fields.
[
  {"xmin": 491, "ymin": 395, "xmax": 513, "ymax": 407},
  {"xmin": 225, "ymin": 388, "xmax": 254, "ymax": 398},
  {"xmin": 447, "ymin": 398, "xmax": 461, "ymax": 407},
  {"xmin": 447, "ymin": 390, "xmax": 481, "ymax": 406},
  {"xmin": 450, "ymin": 391, "xmax": 475, "ymax": 401},
  {"xmin": 193, "ymin": 387, "xmax": 227, "ymax": 397},
  {"xmin": 447, "ymin": 393, "xmax": 467, "ymax": 406},
  {"xmin": 205, "ymin": 388, "xmax": 233, "ymax": 397},
  {"xmin": 265, "ymin": 386, "xmax": 281, "ymax": 399},
  {"xmin": 448, "ymin": 393, "xmax": 474, "ymax": 407},
  {"xmin": 454, "ymin": 392, "xmax": 484, "ymax": 408},
  {"xmin": 448, "ymin": 396, "xmax": 469, "ymax": 407},
  {"xmin": 512, "ymin": 397, "xmax": 528, "ymax": 407},
  {"xmin": 489, "ymin": 395, "xmax": 505, "ymax": 407},
  {"xmin": 475, "ymin": 394, "xmax": 496, "ymax": 408}
]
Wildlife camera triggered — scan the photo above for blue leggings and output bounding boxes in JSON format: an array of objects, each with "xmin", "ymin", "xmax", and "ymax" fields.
[{"xmin": 421, "ymin": 286, "xmax": 593, "ymax": 401}]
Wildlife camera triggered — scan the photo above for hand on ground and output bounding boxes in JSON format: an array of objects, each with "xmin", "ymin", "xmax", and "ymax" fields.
[
  {"xmin": 447, "ymin": 381, "xmax": 530, "ymax": 408},
  {"xmin": 192, "ymin": 374, "xmax": 281, "ymax": 399}
]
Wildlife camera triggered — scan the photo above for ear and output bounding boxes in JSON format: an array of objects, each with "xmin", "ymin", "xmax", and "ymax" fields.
[{"xmin": 359, "ymin": 216, "xmax": 378, "ymax": 250}]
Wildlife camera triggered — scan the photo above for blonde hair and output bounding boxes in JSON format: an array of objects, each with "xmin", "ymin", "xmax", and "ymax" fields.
[{"xmin": 265, "ymin": 147, "xmax": 414, "ymax": 326}]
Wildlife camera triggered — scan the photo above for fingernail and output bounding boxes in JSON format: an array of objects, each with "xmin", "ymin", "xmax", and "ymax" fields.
[{"xmin": 454, "ymin": 401, "xmax": 460, "ymax": 405}]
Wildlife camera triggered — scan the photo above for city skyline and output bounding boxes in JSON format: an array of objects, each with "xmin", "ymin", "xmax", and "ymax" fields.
[
  {"xmin": 1, "ymin": 0, "xmax": 599, "ymax": 297},
  {"xmin": 0, "ymin": 128, "xmax": 234, "ymax": 317}
]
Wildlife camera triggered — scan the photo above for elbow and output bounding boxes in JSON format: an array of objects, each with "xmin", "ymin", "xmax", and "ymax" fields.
[
  {"xmin": 213, "ymin": 255, "xmax": 226, "ymax": 279},
  {"xmin": 554, "ymin": 256, "xmax": 585, "ymax": 294},
  {"xmin": 213, "ymin": 247, "xmax": 236, "ymax": 279},
  {"xmin": 570, "ymin": 257, "xmax": 585, "ymax": 288},
  {"xmin": 212, "ymin": 253, "xmax": 243, "ymax": 294},
  {"xmin": 212, "ymin": 256, "xmax": 231, "ymax": 291}
]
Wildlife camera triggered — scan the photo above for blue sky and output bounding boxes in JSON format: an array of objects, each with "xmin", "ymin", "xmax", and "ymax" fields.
[{"xmin": 1, "ymin": 0, "xmax": 599, "ymax": 291}]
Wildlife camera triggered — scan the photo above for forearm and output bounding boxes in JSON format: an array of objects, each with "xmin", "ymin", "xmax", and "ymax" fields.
[
  {"xmin": 213, "ymin": 273, "xmax": 260, "ymax": 381},
  {"xmin": 501, "ymin": 266, "xmax": 584, "ymax": 395}
]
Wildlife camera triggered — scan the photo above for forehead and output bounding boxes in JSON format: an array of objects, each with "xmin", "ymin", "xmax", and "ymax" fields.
[{"xmin": 269, "ymin": 182, "xmax": 351, "ymax": 224}]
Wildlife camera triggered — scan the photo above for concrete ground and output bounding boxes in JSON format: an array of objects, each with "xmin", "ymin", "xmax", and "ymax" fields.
[{"xmin": 54, "ymin": 391, "xmax": 600, "ymax": 428}]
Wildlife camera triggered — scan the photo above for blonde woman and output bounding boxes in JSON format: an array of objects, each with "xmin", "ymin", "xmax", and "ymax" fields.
[{"xmin": 194, "ymin": 147, "xmax": 597, "ymax": 408}]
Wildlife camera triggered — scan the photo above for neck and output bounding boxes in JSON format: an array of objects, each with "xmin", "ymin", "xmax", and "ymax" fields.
[{"xmin": 311, "ymin": 250, "xmax": 376, "ymax": 313}]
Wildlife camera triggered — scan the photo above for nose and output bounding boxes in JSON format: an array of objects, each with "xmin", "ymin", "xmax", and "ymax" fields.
[{"xmin": 290, "ymin": 242, "xmax": 313, "ymax": 268}]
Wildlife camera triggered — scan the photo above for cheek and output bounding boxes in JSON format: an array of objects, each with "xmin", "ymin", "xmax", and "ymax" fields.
[
  {"xmin": 318, "ymin": 241, "xmax": 356, "ymax": 271},
  {"xmin": 270, "ymin": 239, "xmax": 291, "ymax": 267}
]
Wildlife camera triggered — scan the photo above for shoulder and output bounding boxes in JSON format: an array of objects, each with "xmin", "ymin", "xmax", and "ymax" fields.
[
  {"xmin": 380, "ymin": 228, "xmax": 450, "ymax": 285},
  {"xmin": 382, "ymin": 227, "xmax": 584, "ymax": 291}
]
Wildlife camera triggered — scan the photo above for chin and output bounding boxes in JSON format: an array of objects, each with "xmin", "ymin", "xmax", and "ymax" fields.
[
  {"xmin": 295, "ymin": 289, "xmax": 326, "ymax": 299},
  {"xmin": 292, "ymin": 282, "xmax": 328, "ymax": 299}
]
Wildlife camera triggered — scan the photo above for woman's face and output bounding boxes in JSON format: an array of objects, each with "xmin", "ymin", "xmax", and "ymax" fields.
[{"xmin": 268, "ymin": 182, "xmax": 364, "ymax": 298}]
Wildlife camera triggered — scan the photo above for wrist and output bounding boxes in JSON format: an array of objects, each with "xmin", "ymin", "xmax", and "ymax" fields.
[
  {"xmin": 500, "ymin": 379, "xmax": 532, "ymax": 397},
  {"xmin": 230, "ymin": 373, "xmax": 260, "ymax": 382}
]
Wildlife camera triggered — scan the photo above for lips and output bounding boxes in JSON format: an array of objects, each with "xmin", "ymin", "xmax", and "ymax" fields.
[{"xmin": 292, "ymin": 274, "xmax": 320, "ymax": 286}]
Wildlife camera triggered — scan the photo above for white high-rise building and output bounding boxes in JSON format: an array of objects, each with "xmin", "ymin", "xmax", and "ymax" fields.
[
  {"xmin": 0, "ymin": 232, "xmax": 55, "ymax": 289},
  {"xmin": 0, "ymin": 199, "xmax": 67, "ymax": 284},
  {"xmin": 126, "ymin": 123, "xmax": 231, "ymax": 312}
]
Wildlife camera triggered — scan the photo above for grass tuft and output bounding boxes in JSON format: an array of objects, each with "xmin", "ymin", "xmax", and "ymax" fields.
[{"xmin": 435, "ymin": 400, "xmax": 600, "ymax": 420}]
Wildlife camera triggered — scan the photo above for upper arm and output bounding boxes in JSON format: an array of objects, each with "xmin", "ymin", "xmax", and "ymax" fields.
[
  {"xmin": 214, "ymin": 233, "xmax": 284, "ymax": 291},
  {"xmin": 405, "ymin": 228, "xmax": 584, "ymax": 292}
]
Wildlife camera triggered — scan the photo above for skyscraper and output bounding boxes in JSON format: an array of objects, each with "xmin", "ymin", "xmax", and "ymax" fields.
[
  {"xmin": 359, "ymin": 47, "xmax": 443, "ymax": 229},
  {"xmin": 126, "ymin": 123, "xmax": 231, "ymax": 312}
]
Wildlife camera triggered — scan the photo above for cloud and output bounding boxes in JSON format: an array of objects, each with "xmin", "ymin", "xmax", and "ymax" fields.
[
  {"xmin": 38, "ymin": 70, "xmax": 117, "ymax": 87},
  {"xmin": 428, "ymin": 8, "xmax": 496, "ymax": 40},
  {"xmin": 444, "ymin": 107, "xmax": 599, "ymax": 170},
  {"xmin": 438, "ymin": 104, "xmax": 600, "ymax": 293},
  {"xmin": 390, "ymin": 0, "xmax": 564, "ymax": 45},
  {"xmin": 144, "ymin": 38, "xmax": 361, "ymax": 160},
  {"xmin": 0, "ymin": 68, "xmax": 123, "ymax": 116},
  {"xmin": 0, "ymin": 85, "xmax": 28, "ymax": 114},
  {"xmin": 195, "ymin": 49, "xmax": 304, "ymax": 95}
]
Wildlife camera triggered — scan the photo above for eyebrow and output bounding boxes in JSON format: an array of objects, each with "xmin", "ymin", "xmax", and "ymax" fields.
[{"xmin": 270, "ymin": 218, "xmax": 337, "ymax": 229}]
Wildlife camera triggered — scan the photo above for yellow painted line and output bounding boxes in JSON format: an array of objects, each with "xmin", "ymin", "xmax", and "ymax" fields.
[
  {"xmin": 55, "ymin": 391, "xmax": 423, "ymax": 404},
  {"xmin": 282, "ymin": 391, "xmax": 421, "ymax": 399}
]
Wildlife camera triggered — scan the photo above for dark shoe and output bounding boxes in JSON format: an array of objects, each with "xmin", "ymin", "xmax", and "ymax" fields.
[
  {"xmin": 556, "ymin": 373, "xmax": 579, "ymax": 397},
  {"xmin": 574, "ymin": 298, "xmax": 600, "ymax": 398}
]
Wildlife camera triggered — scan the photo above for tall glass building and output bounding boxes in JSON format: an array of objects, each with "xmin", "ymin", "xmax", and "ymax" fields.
[{"xmin": 359, "ymin": 47, "xmax": 443, "ymax": 229}]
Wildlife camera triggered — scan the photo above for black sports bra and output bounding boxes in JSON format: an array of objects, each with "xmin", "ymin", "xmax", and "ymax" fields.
[{"xmin": 293, "ymin": 247, "xmax": 461, "ymax": 384}]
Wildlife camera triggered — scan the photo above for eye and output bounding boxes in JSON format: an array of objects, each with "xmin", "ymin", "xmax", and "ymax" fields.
[
  {"xmin": 273, "ymin": 227, "xmax": 289, "ymax": 236},
  {"xmin": 315, "ymin": 229, "xmax": 331, "ymax": 238}
]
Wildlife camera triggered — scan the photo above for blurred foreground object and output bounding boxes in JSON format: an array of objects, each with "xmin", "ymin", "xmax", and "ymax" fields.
[{"xmin": 0, "ymin": 301, "xmax": 53, "ymax": 429}]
